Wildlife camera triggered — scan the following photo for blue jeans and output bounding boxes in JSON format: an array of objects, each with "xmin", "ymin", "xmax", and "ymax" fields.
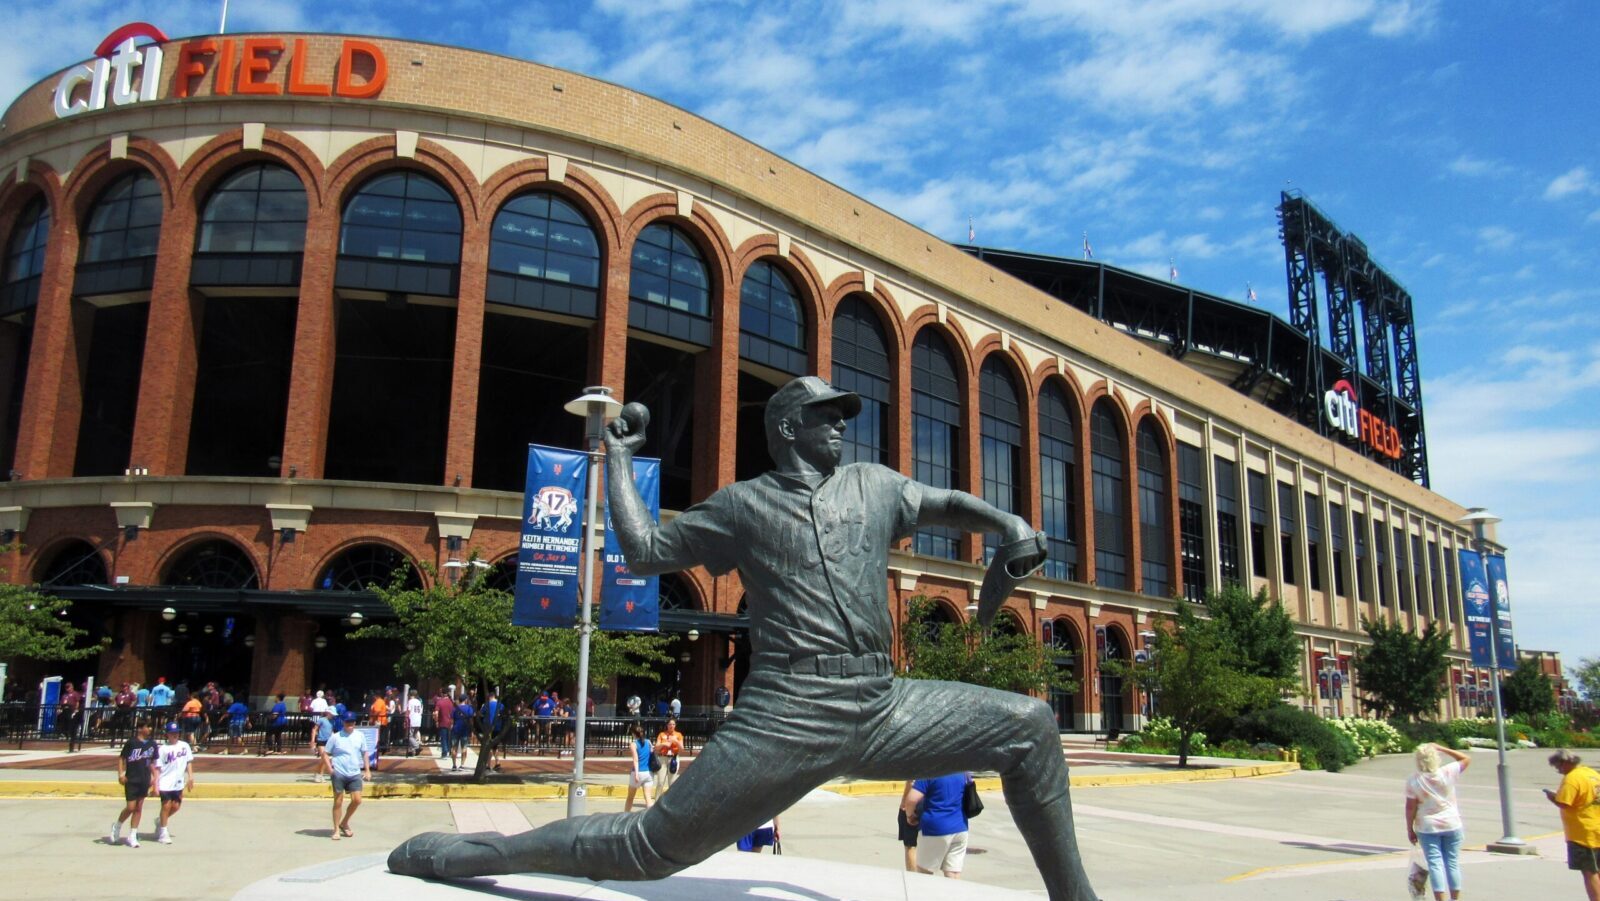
[{"xmin": 1418, "ymin": 829, "xmax": 1463, "ymax": 894}]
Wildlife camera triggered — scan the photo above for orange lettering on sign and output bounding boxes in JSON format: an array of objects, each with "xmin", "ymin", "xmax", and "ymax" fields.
[
  {"xmin": 335, "ymin": 39, "xmax": 387, "ymax": 99},
  {"xmin": 175, "ymin": 40, "xmax": 215, "ymax": 98},
  {"xmin": 237, "ymin": 38, "xmax": 284, "ymax": 95},
  {"xmin": 214, "ymin": 38, "xmax": 236, "ymax": 96},
  {"xmin": 286, "ymin": 38, "xmax": 331, "ymax": 96}
]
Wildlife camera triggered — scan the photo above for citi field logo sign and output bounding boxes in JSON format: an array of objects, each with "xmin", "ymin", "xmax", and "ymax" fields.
[
  {"xmin": 1323, "ymin": 379, "xmax": 1402, "ymax": 460},
  {"xmin": 53, "ymin": 22, "xmax": 169, "ymax": 118}
]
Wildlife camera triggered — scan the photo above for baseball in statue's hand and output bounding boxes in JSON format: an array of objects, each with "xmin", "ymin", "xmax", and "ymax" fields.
[{"xmin": 619, "ymin": 402, "xmax": 650, "ymax": 435}]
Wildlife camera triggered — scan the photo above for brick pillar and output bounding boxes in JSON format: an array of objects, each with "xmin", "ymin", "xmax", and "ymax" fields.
[
  {"xmin": 250, "ymin": 613, "xmax": 316, "ymax": 704},
  {"xmin": 1125, "ymin": 415, "xmax": 1142, "ymax": 595},
  {"xmin": 280, "ymin": 204, "xmax": 340, "ymax": 478},
  {"xmin": 1077, "ymin": 403, "xmax": 1097, "ymax": 585},
  {"xmin": 14, "ymin": 213, "xmax": 85, "ymax": 478},
  {"xmin": 594, "ymin": 230, "xmax": 631, "ymax": 394},
  {"xmin": 692, "ymin": 293, "xmax": 739, "ymax": 504},
  {"xmin": 129, "ymin": 236, "xmax": 202, "ymax": 474},
  {"xmin": 445, "ymin": 217, "xmax": 488, "ymax": 487},
  {"xmin": 102, "ymin": 609, "xmax": 161, "ymax": 689},
  {"xmin": 961, "ymin": 355, "xmax": 983, "ymax": 564}
]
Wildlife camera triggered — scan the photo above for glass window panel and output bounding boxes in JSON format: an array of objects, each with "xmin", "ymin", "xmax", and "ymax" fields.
[{"xmin": 251, "ymin": 221, "xmax": 304, "ymax": 253}]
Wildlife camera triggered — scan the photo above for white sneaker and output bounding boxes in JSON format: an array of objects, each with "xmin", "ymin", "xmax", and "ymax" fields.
[
  {"xmin": 156, "ymin": 829, "xmax": 171, "ymax": 844},
  {"xmin": 109, "ymin": 823, "xmax": 121, "ymax": 844},
  {"xmin": 125, "ymin": 834, "xmax": 139, "ymax": 848}
]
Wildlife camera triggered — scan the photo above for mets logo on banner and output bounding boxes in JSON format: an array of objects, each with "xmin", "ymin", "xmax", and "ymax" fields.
[{"xmin": 527, "ymin": 486, "xmax": 578, "ymax": 531}]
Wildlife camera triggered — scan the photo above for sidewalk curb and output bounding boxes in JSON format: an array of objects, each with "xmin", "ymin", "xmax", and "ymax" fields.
[{"xmin": 0, "ymin": 761, "xmax": 1297, "ymax": 800}]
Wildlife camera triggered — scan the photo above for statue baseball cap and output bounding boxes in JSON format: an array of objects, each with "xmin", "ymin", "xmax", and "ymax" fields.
[{"xmin": 764, "ymin": 376, "xmax": 861, "ymax": 435}]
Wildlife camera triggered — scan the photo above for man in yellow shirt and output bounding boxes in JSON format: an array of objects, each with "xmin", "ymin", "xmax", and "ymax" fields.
[{"xmin": 1547, "ymin": 749, "xmax": 1600, "ymax": 901}]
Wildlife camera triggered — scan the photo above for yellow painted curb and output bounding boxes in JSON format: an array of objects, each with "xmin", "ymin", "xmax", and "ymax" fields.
[{"xmin": 0, "ymin": 761, "xmax": 1296, "ymax": 801}]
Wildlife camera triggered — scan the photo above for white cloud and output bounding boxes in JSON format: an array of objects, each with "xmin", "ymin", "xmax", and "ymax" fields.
[
  {"xmin": 1446, "ymin": 154, "xmax": 1506, "ymax": 178},
  {"xmin": 511, "ymin": 28, "xmax": 603, "ymax": 74},
  {"xmin": 1475, "ymin": 225, "xmax": 1516, "ymax": 251},
  {"xmin": 1369, "ymin": 0, "xmax": 1441, "ymax": 37},
  {"xmin": 1544, "ymin": 166, "xmax": 1597, "ymax": 201}
]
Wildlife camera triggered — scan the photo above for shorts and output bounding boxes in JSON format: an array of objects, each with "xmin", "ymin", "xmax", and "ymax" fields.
[
  {"xmin": 897, "ymin": 808, "xmax": 919, "ymax": 847},
  {"xmin": 316, "ymin": 739, "xmax": 327, "ymax": 748},
  {"xmin": 1569, "ymin": 841, "xmax": 1600, "ymax": 872},
  {"xmin": 332, "ymin": 773, "xmax": 363, "ymax": 794},
  {"xmin": 228, "ymin": 723, "xmax": 245, "ymax": 738},
  {"xmin": 159, "ymin": 790, "xmax": 183, "ymax": 804},
  {"xmin": 183, "ymin": 717, "xmax": 202, "ymax": 733},
  {"xmin": 629, "ymin": 770, "xmax": 653, "ymax": 788},
  {"xmin": 916, "ymin": 830, "xmax": 969, "ymax": 875},
  {"xmin": 736, "ymin": 826, "xmax": 776, "ymax": 852},
  {"xmin": 124, "ymin": 782, "xmax": 151, "ymax": 802}
]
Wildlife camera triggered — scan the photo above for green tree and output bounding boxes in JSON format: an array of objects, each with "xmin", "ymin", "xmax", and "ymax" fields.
[
  {"xmin": 0, "ymin": 579, "xmax": 105, "ymax": 663},
  {"xmin": 1103, "ymin": 599, "xmax": 1279, "ymax": 766},
  {"xmin": 352, "ymin": 562, "xmax": 673, "ymax": 780},
  {"xmin": 1351, "ymin": 616, "xmax": 1450, "ymax": 721},
  {"xmin": 1205, "ymin": 584, "xmax": 1299, "ymax": 682},
  {"xmin": 1501, "ymin": 662, "xmax": 1556, "ymax": 718},
  {"xmin": 899, "ymin": 596, "xmax": 1074, "ymax": 694},
  {"xmin": 1573, "ymin": 657, "xmax": 1600, "ymax": 702}
]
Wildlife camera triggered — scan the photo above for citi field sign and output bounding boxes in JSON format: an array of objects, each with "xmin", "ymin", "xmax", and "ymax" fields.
[
  {"xmin": 53, "ymin": 23, "xmax": 387, "ymax": 119},
  {"xmin": 1323, "ymin": 379, "xmax": 1402, "ymax": 460}
]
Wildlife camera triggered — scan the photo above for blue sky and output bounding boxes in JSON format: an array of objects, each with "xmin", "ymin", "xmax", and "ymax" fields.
[{"xmin": 5, "ymin": 2, "xmax": 1597, "ymax": 675}]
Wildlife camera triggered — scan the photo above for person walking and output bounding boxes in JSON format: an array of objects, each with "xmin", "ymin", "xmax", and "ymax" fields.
[
  {"xmin": 1405, "ymin": 742, "xmax": 1471, "ymax": 901},
  {"xmin": 312, "ymin": 708, "xmax": 337, "ymax": 782},
  {"xmin": 736, "ymin": 816, "xmax": 780, "ymax": 853},
  {"xmin": 654, "ymin": 718, "xmax": 684, "ymax": 792},
  {"xmin": 406, "ymin": 691, "xmax": 424, "ymax": 757},
  {"xmin": 369, "ymin": 692, "xmax": 389, "ymax": 749},
  {"xmin": 433, "ymin": 690, "xmax": 456, "ymax": 767},
  {"xmin": 225, "ymin": 695, "xmax": 251, "ymax": 755},
  {"xmin": 153, "ymin": 722, "xmax": 194, "ymax": 844},
  {"xmin": 60, "ymin": 681, "xmax": 84, "ymax": 752},
  {"xmin": 481, "ymin": 691, "xmax": 504, "ymax": 771},
  {"xmin": 264, "ymin": 694, "xmax": 288, "ymax": 755},
  {"xmin": 178, "ymin": 694, "xmax": 204, "ymax": 748},
  {"xmin": 625, "ymin": 725, "xmax": 654, "ymax": 812},
  {"xmin": 1546, "ymin": 749, "xmax": 1600, "ymax": 901},
  {"xmin": 321, "ymin": 713, "xmax": 373, "ymax": 840},
  {"xmin": 895, "ymin": 780, "xmax": 920, "ymax": 871},
  {"xmin": 453, "ymin": 696, "xmax": 475, "ymax": 772},
  {"xmin": 111, "ymin": 721, "xmax": 159, "ymax": 847},
  {"xmin": 902, "ymin": 772, "xmax": 971, "ymax": 879}
]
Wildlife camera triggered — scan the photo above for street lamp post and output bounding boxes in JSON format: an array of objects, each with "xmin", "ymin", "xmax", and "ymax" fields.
[
  {"xmin": 1461, "ymin": 508, "xmax": 1531, "ymax": 855},
  {"xmin": 562, "ymin": 386, "xmax": 622, "ymax": 817}
]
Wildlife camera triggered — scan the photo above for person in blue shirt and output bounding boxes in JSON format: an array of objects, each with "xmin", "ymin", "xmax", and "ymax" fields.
[
  {"xmin": 135, "ymin": 684, "xmax": 151, "ymax": 708},
  {"xmin": 320, "ymin": 714, "xmax": 371, "ymax": 840},
  {"xmin": 453, "ymin": 699, "xmax": 474, "ymax": 772},
  {"xmin": 481, "ymin": 692, "xmax": 504, "ymax": 771},
  {"xmin": 226, "ymin": 698, "xmax": 251, "ymax": 754},
  {"xmin": 534, "ymin": 691, "xmax": 554, "ymax": 745},
  {"xmin": 313, "ymin": 709, "xmax": 337, "ymax": 783},
  {"xmin": 625, "ymin": 724, "xmax": 654, "ymax": 812},
  {"xmin": 901, "ymin": 773, "xmax": 971, "ymax": 879},
  {"xmin": 149, "ymin": 678, "xmax": 174, "ymax": 710},
  {"xmin": 264, "ymin": 693, "xmax": 289, "ymax": 755}
]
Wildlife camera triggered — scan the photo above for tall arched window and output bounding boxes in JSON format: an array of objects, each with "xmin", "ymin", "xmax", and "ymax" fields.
[
  {"xmin": 197, "ymin": 164, "xmax": 307, "ymax": 253},
  {"xmin": 979, "ymin": 357, "xmax": 1022, "ymax": 562},
  {"xmin": 317, "ymin": 544, "xmax": 422, "ymax": 591},
  {"xmin": 487, "ymin": 191, "xmax": 601, "ymax": 316},
  {"xmin": 161, "ymin": 540, "xmax": 260, "ymax": 589},
  {"xmin": 1090, "ymin": 402, "xmax": 1128, "ymax": 590},
  {"xmin": 831, "ymin": 296, "xmax": 890, "ymax": 466},
  {"xmin": 912, "ymin": 330, "xmax": 962, "ymax": 560},
  {"xmin": 1137, "ymin": 420, "xmax": 1170, "ymax": 598},
  {"xmin": 3, "ymin": 197, "xmax": 49, "ymax": 314},
  {"xmin": 630, "ymin": 223, "xmax": 709, "ymax": 315},
  {"xmin": 338, "ymin": 170, "xmax": 461, "ymax": 296},
  {"xmin": 33, "ymin": 540, "xmax": 107, "ymax": 586},
  {"xmin": 739, "ymin": 260, "xmax": 806, "ymax": 374},
  {"xmin": 81, "ymin": 171, "xmax": 163, "ymax": 266},
  {"xmin": 1039, "ymin": 381, "xmax": 1078, "ymax": 581}
]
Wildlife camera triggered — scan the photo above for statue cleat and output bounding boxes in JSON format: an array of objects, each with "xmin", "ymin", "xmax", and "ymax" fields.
[{"xmin": 388, "ymin": 831, "xmax": 511, "ymax": 879}]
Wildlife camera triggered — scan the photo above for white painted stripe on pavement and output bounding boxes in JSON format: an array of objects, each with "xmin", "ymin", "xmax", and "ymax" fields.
[{"xmin": 1073, "ymin": 803, "xmax": 1403, "ymax": 853}]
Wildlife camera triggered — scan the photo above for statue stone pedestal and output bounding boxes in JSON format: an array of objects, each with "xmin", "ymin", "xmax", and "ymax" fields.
[{"xmin": 234, "ymin": 850, "xmax": 1038, "ymax": 901}]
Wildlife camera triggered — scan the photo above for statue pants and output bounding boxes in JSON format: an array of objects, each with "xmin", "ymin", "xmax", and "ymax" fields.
[{"xmin": 418, "ymin": 667, "xmax": 1098, "ymax": 901}]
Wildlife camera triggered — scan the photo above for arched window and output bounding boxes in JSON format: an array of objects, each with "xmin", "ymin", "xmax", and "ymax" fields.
[
  {"xmin": 1090, "ymin": 403, "xmax": 1128, "ymax": 590},
  {"xmin": 341, "ymin": 171, "xmax": 461, "ymax": 262},
  {"xmin": 485, "ymin": 556, "xmax": 518, "ymax": 593},
  {"xmin": 739, "ymin": 260, "xmax": 806, "ymax": 374},
  {"xmin": 1137, "ymin": 421, "xmax": 1170, "ymax": 598},
  {"xmin": 487, "ymin": 192, "xmax": 601, "ymax": 316},
  {"xmin": 197, "ymin": 163, "xmax": 307, "ymax": 253},
  {"xmin": 979, "ymin": 357, "xmax": 1022, "ymax": 562},
  {"xmin": 3, "ymin": 197, "xmax": 49, "ymax": 313},
  {"xmin": 1039, "ymin": 381, "xmax": 1078, "ymax": 581},
  {"xmin": 81, "ymin": 171, "xmax": 162, "ymax": 265},
  {"xmin": 630, "ymin": 223, "xmax": 709, "ymax": 316},
  {"xmin": 318, "ymin": 544, "xmax": 422, "ymax": 591},
  {"xmin": 831, "ymin": 296, "xmax": 890, "ymax": 466},
  {"xmin": 1098, "ymin": 626, "xmax": 1130, "ymax": 733},
  {"xmin": 912, "ymin": 330, "xmax": 962, "ymax": 560},
  {"xmin": 660, "ymin": 576, "xmax": 697, "ymax": 612},
  {"xmin": 33, "ymin": 540, "xmax": 107, "ymax": 586},
  {"xmin": 161, "ymin": 540, "xmax": 260, "ymax": 589}
]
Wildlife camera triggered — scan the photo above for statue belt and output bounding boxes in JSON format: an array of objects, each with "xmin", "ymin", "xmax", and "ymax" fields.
[{"xmin": 753, "ymin": 651, "xmax": 893, "ymax": 678}]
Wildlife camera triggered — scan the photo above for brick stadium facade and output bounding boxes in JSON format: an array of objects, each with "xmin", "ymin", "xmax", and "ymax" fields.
[{"xmin": 0, "ymin": 28, "xmax": 1503, "ymax": 725}]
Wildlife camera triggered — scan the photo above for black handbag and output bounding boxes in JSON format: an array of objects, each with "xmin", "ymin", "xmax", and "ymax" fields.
[
  {"xmin": 648, "ymin": 750, "xmax": 662, "ymax": 773},
  {"xmin": 962, "ymin": 778, "xmax": 984, "ymax": 819}
]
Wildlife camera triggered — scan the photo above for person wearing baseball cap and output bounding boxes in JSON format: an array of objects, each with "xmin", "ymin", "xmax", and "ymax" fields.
[
  {"xmin": 321, "ymin": 712, "xmax": 372, "ymax": 839},
  {"xmin": 388, "ymin": 374, "xmax": 1087, "ymax": 899},
  {"xmin": 153, "ymin": 721, "xmax": 194, "ymax": 844}
]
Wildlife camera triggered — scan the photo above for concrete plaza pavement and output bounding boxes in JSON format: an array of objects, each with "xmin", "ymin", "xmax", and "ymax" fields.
[{"xmin": 0, "ymin": 747, "xmax": 1582, "ymax": 900}]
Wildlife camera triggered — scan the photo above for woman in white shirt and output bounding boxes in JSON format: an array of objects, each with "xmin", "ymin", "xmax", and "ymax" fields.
[{"xmin": 1405, "ymin": 742, "xmax": 1472, "ymax": 900}]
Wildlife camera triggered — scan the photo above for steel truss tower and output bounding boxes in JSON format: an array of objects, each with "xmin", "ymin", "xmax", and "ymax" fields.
[{"xmin": 1277, "ymin": 191, "xmax": 1429, "ymax": 486}]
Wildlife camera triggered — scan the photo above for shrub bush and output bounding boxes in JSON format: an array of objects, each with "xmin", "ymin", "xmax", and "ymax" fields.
[
  {"xmin": 1329, "ymin": 717, "xmax": 1407, "ymax": 757},
  {"xmin": 1224, "ymin": 704, "xmax": 1359, "ymax": 771},
  {"xmin": 1391, "ymin": 719, "xmax": 1453, "ymax": 751}
]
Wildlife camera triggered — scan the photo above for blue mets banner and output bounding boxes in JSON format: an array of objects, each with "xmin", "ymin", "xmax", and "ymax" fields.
[
  {"xmin": 600, "ymin": 457, "xmax": 661, "ymax": 632},
  {"xmin": 513, "ymin": 445, "xmax": 589, "ymax": 628},
  {"xmin": 1458, "ymin": 548, "xmax": 1495, "ymax": 668},
  {"xmin": 1485, "ymin": 553, "xmax": 1516, "ymax": 670}
]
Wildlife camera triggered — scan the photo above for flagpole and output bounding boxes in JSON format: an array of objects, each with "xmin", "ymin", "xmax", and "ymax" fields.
[{"xmin": 220, "ymin": 0, "xmax": 230, "ymax": 34}]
